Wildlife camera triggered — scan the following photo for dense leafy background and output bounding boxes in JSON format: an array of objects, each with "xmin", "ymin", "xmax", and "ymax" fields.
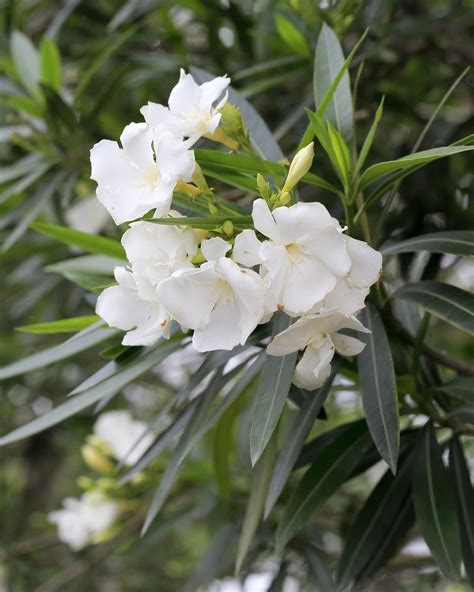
[{"xmin": 0, "ymin": 1, "xmax": 473, "ymax": 590}]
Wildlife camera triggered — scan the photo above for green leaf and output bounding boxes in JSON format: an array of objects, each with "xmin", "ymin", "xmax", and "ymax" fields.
[
  {"xmin": 449, "ymin": 438, "xmax": 474, "ymax": 586},
  {"xmin": 359, "ymin": 145, "xmax": 474, "ymax": 189},
  {"xmin": 413, "ymin": 424, "xmax": 461, "ymax": 580},
  {"xmin": 0, "ymin": 322, "xmax": 118, "ymax": 381},
  {"xmin": 382, "ymin": 231, "xmax": 474, "ymax": 257},
  {"xmin": 392, "ymin": 281, "xmax": 474, "ymax": 335},
  {"xmin": 39, "ymin": 37, "xmax": 61, "ymax": 90},
  {"xmin": 439, "ymin": 377, "xmax": 474, "ymax": 404},
  {"xmin": 314, "ymin": 23, "xmax": 355, "ymax": 147},
  {"xmin": 358, "ymin": 304, "xmax": 399, "ymax": 473},
  {"xmin": 337, "ymin": 452, "xmax": 414, "ymax": 588},
  {"xmin": 191, "ymin": 67, "xmax": 284, "ymax": 161},
  {"xmin": 41, "ymin": 84, "xmax": 77, "ymax": 132},
  {"xmin": 250, "ymin": 314, "xmax": 297, "ymax": 466},
  {"xmin": 145, "ymin": 215, "xmax": 253, "ymax": 228},
  {"xmin": 31, "ymin": 221, "xmax": 125, "ymax": 259},
  {"xmin": 0, "ymin": 154, "xmax": 44, "ymax": 185},
  {"xmin": 275, "ymin": 14, "xmax": 310, "ymax": 58},
  {"xmin": 61, "ymin": 272, "xmax": 115, "ymax": 292},
  {"xmin": 264, "ymin": 362, "xmax": 339, "ymax": 517},
  {"xmin": 15, "ymin": 315, "xmax": 99, "ymax": 334},
  {"xmin": 276, "ymin": 421, "xmax": 369, "ymax": 552},
  {"xmin": 326, "ymin": 120, "xmax": 351, "ymax": 185},
  {"xmin": 236, "ymin": 430, "xmax": 277, "ymax": 574},
  {"xmin": 10, "ymin": 30, "xmax": 40, "ymax": 97},
  {"xmin": 354, "ymin": 96, "xmax": 385, "ymax": 177},
  {"xmin": 45, "ymin": 255, "xmax": 122, "ymax": 276},
  {"xmin": 301, "ymin": 544, "xmax": 336, "ymax": 592},
  {"xmin": 0, "ymin": 339, "xmax": 182, "ymax": 446}
]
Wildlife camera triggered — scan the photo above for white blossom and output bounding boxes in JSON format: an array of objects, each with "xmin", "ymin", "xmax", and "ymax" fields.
[
  {"xmin": 49, "ymin": 492, "xmax": 118, "ymax": 551},
  {"xmin": 267, "ymin": 312, "xmax": 369, "ymax": 390},
  {"xmin": 96, "ymin": 266, "xmax": 170, "ymax": 346},
  {"xmin": 157, "ymin": 237, "xmax": 265, "ymax": 352},
  {"xmin": 93, "ymin": 410, "xmax": 154, "ymax": 466},
  {"xmin": 90, "ymin": 122, "xmax": 195, "ymax": 225},
  {"xmin": 141, "ymin": 69, "xmax": 230, "ymax": 143},
  {"xmin": 121, "ymin": 215, "xmax": 197, "ymax": 301},
  {"xmin": 233, "ymin": 199, "xmax": 352, "ymax": 316}
]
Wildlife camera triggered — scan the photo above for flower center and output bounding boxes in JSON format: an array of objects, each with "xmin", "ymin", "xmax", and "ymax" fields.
[
  {"xmin": 285, "ymin": 242, "xmax": 302, "ymax": 262},
  {"xmin": 143, "ymin": 165, "xmax": 160, "ymax": 189}
]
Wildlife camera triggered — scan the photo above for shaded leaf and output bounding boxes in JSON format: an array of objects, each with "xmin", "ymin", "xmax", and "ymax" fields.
[
  {"xmin": 382, "ymin": 231, "xmax": 474, "ymax": 257},
  {"xmin": 439, "ymin": 377, "xmax": 474, "ymax": 403}
]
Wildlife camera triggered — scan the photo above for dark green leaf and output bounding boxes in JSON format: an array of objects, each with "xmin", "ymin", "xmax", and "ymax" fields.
[
  {"xmin": 301, "ymin": 543, "xmax": 336, "ymax": 592},
  {"xmin": 145, "ymin": 215, "xmax": 253, "ymax": 228},
  {"xmin": 358, "ymin": 304, "xmax": 399, "ymax": 473},
  {"xmin": 382, "ymin": 231, "xmax": 474, "ymax": 257},
  {"xmin": 449, "ymin": 438, "xmax": 474, "ymax": 586},
  {"xmin": 439, "ymin": 377, "xmax": 474, "ymax": 403},
  {"xmin": 412, "ymin": 424, "xmax": 461, "ymax": 580},
  {"xmin": 392, "ymin": 281, "xmax": 474, "ymax": 335}
]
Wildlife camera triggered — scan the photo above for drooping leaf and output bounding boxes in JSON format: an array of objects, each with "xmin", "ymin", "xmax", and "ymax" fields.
[
  {"xmin": 359, "ymin": 145, "xmax": 474, "ymax": 189},
  {"xmin": 392, "ymin": 281, "xmax": 474, "ymax": 335},
  {"xmin": 449, "ymin": 438, "xmax": 474, "ymax": 586},
  {"xmin": 264, "ymin": 362, "xmax": 339, "ymax": 517},
  {"xmin": 15, "ymin": 315, "xmax": 99, "ymax": 334},
  {"xmin": 250, "ymin": 314, "xmax": 297, "ymax": 466},
  {"xmin": 39, "ymin": 37, "xmax": 61, "ymax": 91},
  {"xmin": 412, "ymin": 424, "xmax": 461, "ymax": 580},
  {"xmin": 190, "ymin": 66, "xmax": 284, "ymax": 161},
  {"xmin": 382, "ymin": 231, "xmax": 474, "ymax": 257},
  {"xmin": 314, "ymin": 23, "xmax": 354, "ymax": 147},
  {"xmin": 337, "ymin": 452, "xmax": 414, "ymax": 588},
  {"xmin": 0, "ymin": 322, "xmax": 118, "ymax": 381},
  {"xmin": 276, "ymin": 421, "xmax": 369, "ymax": 552},
  {"xmin": 358, "ymin": 304, "xmax": 399, "ymax": 473},
  {"xmin": 31, "ymin": 221, "xmax": 125, "ymax": 259}
]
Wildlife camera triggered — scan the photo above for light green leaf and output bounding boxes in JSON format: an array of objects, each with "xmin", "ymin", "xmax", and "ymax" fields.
[
  {"xmin": 15, "ymin": 315, "xmax": 99, "ymax": 334},
  {"xmin": 354, "ymin": 96, "xmax": 385, "ymax": 177},
  {"xmin": 0, "ymin": 339, "xmax": 182, "ymax": 446},
  {"xmin": 358, "ymin": 305, "xmax": 399, "ymax": 473},
  {"xmin": 276, "ymin": 421, "xmax": 369, "ymax": 552},
  {"xmin": 45, "ymin": 255, "xmax": 123, "ymax": 276},
  {"xmin": 40, "ymin": 37, "xmax": 61, "ymax": 90},
  {"xmin": 314, "ymin": 23, "xmax": 355, "ymax": 147},
  {"xmin": 31, "ymin": 221, "xmax": 125, "ymax": 259},
  {"xmin": 0, "ymin": 322, "xmax": 118, "ymax": 381},
  {"xmin": 250, "ymin": 315, "xmax": 297, "ymax": 466},
  {"xmin": 413, "ymin": 424, "xmax": 461, "ymax": 580},
  {"xmin": 382, "ymin": 231, "xmax": 474, "ymax": 257},
  {"xmin": 326, "ymin": 120, "xmax": 351, "ymax": 185},
  {"xmin": 10, "ymin": 31, "xmax": 40, "ymax": 97},
  {"xmin": 275, "ymin": 14, "xmax": 310, "ymax": 57},
  {"xmin": 359, "ymin": 145, "xmax": 474, "ymax": 189},
  {"xmin": 264, "ymin": 363, "xmax": 339, "ymax": 517},
  {"xmin": 392, "ymin": 281, "xmax": 474, "ymax": 335},
  {"xmin": 449, "ymin": 438, "xmax": 474, "ymax": 586}
]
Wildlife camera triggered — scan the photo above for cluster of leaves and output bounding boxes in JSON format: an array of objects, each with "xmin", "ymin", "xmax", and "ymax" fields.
[{"xmin": 0, "ymin": 1, "xmax": 473, "ymax": 591}]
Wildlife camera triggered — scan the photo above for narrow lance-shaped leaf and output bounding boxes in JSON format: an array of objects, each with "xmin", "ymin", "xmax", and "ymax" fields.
[
  {"xmin": 358, "ymin": 304, "xmax": 399, "ymax": 473},
  {"xmin": 276, "ymin": 421, "xmax": 369, "ymax": 552},
  {"xmin": 393, "ymin": 281, "xmax": 474, "ymax": 335},
  {"xmin": 39, "ymin": 37, "xmax": 61, "ymax": 91},
  {"xmin": 412, "ymin": 424, "xmax": 461, "ymax": 580},
  {"xmin": 10, "ymin": 30, "xmax": 40, "ymax": 97},
  {"xmin": 449, "ymin": 438, "xmax": 474, "ymax": 587},
  {"xmin": 354, "ymin": 96, "xmax": 385, "ymax": 177},
  {"xmin": 250, "ymin": 314, "xmax": 297, "ymax": 466},
  {"xmin": 382, "ymin": 231, "xmax": 474, "ymax": 257},
  {"xmin": 314, "ymin": 23, "xmax": 354, "ymax": 147},
  {"xmin": 15, "ymin": 315, "xmax": 99, "ymax": 334},
  {"xmin": 264, "ymin": 361, "xmax": 340, "ymax": 517}
]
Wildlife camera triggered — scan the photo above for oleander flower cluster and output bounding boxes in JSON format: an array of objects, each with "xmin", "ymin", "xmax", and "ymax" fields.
[{"xmin": 90, "ymin": 71, "xmax": 382, "ymax": 391}]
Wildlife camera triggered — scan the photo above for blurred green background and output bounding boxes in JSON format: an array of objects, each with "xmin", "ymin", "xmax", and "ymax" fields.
[{"xmin": 0, "ymin": 1, "xmax": 472, "ymax": 590}]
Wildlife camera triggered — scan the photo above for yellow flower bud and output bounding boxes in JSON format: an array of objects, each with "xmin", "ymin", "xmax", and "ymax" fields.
[
  {"xmin": 81, "ymin": 443, "xmax": 114, "ymax": 474},
  {"xmin": 282, "ymin": 142, "xmax": 314, "ymax": 193},
  {"xmin": 222, "ymin": 220, "xmax": 234, "ymax": 236}
]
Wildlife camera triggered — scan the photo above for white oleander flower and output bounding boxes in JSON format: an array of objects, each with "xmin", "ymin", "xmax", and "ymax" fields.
[
  {"xmin": 141, "ymin": 69, "xmax": 230, "ymax": 143},
  {"xmin": 49, "ymin": 492, "xmax": 118, "ymax": 551},
  {"xmin": 233, "ymin": 199, "xmax": 351, "ymax": 316},
  {"xmin": 96, "ymin": 266, "xmax": 170, "ymax": 346},
  {"xmin": 157, "ymin": 237, "xmax": 265, "ymax": 352},
  {"xmin": 121, "ymin": 215, "xmax": 197, "ymax": 301},
  {"xmin": 90, "ymin": 122, "xmax": 195, "ymax": 225},
  {"xmin": 267, "ymin": 312, "xmax": 369, "ymax": 390},
  {"xmin": 93, "ymin": 410, "xmax": 154, "ymax": 466}
]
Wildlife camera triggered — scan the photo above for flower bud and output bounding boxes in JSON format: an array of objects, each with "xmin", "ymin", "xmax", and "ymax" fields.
[
  {"xmin": 279, "ymin": 191, "xmax": 291, "ymax": 205},
  {"xmin": 81, "ymin": 443, "xmax": 114, "ymax": 474},
  {"xmin": 222, "ymin": 220, "xmax": 234, "ymax": 236},
  {"xmin": 282, "ymin": 142, "xmax": 314, "ymax": 193},
  {"xmin": 256, "ymin": 173, "xmax": 271, "ymax": 199}
]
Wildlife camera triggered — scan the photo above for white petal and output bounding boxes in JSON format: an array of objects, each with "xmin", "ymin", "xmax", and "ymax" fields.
[
  {"xmin": 267, "ymin": 317, "xmax": 316, "ymax": 356},
  {"xmin": 120, "ymin": 122, "xmax": 154, "ymax": 167},
  {"xmin": 251, "ymin": 199, "xmax": 279, "ymax": 241},
  {"xmin": 192, "ymin": 296, "xmax": 242, "ymax": 352},
  {"xmin": 272, "ymin": 201, "xmax": 334, "ymax": 244},
  {"xmin": 168, "ymin": 69, "xmax": 201, "ymax": 115},
  {"xmin": 332, "ymin": 333, "xmax": 366, "ymax": 356},
  {"xmin": 140, "ymin": 102, "xmax": 181, "ymax": 134},
  {"xmin": 154, "ymin": 130, "xmax": 195, "ymax": 183},
  {"xmin": 218, "ymin": 257, "xmax": 265, "ymax": 342},
  {"xmin": 319, "ymin": 277, "xmax": 369, "ymax": 316},
  {"xmin": 233, "ymin": 229, "xmax": 262, "ymax": 267},
  {"xmin": 157, "ymin": 263, "xmax": 220, "ymax": 329},
  {"xmin": 304, "ymin": 227, "xmax": 351, "ymax": 276},
  {"xmin": 345, "ymin": 235, "xmax": 382, "ymax": 288},
  {"xmin": 199, "ymin": 75, "xmax": 230, "ymax": 112},
  {"xmin": 293, "ymin": 338, "xmax": 334, "ymax": 390},
  {"xmin": 201, "ymin": 237, "xmax": 231, "ymax": 262}
]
